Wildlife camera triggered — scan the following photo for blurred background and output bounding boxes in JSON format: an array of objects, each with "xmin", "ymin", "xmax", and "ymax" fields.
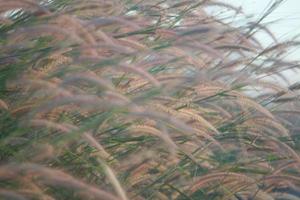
[{"xmin": 207, "ymin": 0, "xmax": 300, "ymax": 83}]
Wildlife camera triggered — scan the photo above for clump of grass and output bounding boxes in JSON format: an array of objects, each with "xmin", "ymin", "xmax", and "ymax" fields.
[{"xmin": 0, "ymin": 0, "xmax": 300, "ymax": 199}]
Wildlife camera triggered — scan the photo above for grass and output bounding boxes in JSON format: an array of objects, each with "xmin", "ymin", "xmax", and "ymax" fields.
[{"xmin": 0, "ymin": 0, "xmax": 300, "ymax": 199}]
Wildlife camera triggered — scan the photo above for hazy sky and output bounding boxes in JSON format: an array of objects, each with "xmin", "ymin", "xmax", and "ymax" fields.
[
  {"xmin": 230, "ymin": 0, "xmax": 300, "ymax": 82},
  {"xmin": 210, "ymin": 0, "xmax": 300, "ymax": 53},
  {"xmin": 208, "ymin": 0, "xmax": 300, "ymax": 83},
  {"xmin": 227, "ymin": 0, "xmax": 300, "ymax": 42}
]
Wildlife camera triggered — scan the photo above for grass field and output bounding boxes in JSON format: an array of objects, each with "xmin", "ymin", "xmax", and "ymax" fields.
[{"xmin": 0, "ymin": 0, "xmax": 299, "ymax": 199}]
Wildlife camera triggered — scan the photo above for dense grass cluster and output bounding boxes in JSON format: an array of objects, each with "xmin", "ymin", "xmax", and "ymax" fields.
[{"xmin": 0, "ymin": 0, "xmax": 300, "ymax": 199}]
